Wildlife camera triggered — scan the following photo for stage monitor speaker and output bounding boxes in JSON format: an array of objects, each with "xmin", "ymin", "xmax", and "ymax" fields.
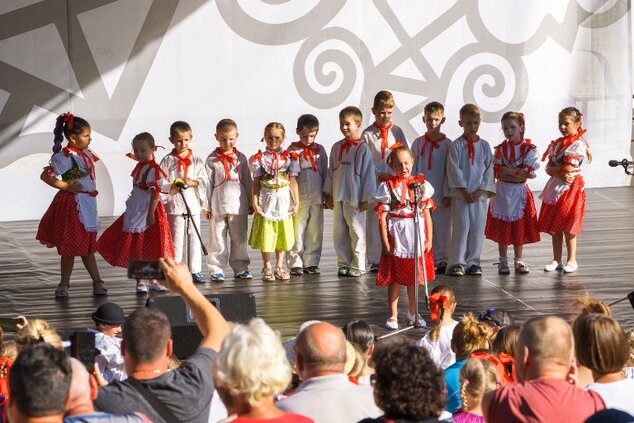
[{"xmin": 146, "ymin": 293, "xmax": 257, "ymax": 358}]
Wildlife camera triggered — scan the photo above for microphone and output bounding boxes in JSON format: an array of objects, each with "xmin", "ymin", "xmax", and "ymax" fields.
[
  {"xmin": 608, "ymin": 159, "xmax": 633, "ymax": 167},
  {"xmin": 174, "ymin": 178, "xmax": 188, "ymax": 190}
]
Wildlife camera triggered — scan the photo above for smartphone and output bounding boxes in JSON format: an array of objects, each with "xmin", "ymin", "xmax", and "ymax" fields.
[
  {"xmin": 127, "ymin": 260, "xmax": 164, "ymax": 280},
  {"xmin": 0, "ymin": 317, "xmax": 18, "ymax": 333},
  {"xmin": 70, "ymin": 331, "xmax": 97, "ymax": 371}
]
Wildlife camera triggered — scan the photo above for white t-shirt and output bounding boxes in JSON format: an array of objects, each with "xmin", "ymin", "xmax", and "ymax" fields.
[{"xmin": 586, "ymin": 378, "xmax": 634, "ymax": 415}]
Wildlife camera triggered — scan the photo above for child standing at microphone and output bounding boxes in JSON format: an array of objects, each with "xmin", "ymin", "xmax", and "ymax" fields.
[{"xmin": 159, "ymin": 121, "xmax": 207, "ymax": 283}]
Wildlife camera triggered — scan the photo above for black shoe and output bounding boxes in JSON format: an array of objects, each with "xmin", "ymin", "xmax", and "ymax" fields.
[
  {"xmin": 435, "ymin": 262, "xmax": 447, "ymax": 274},
  {"xmin": 290, "ymin": 267, "xmax": 304, "ymax": 276},
  {"xmin": 369, "ymin": 263, "xmax": 379, "ymax": 273},
  {"xmin": 465, "ymin": 265, "xmax": 482, "ymax": 276},
  {"xmin": 303, "ymin": 266, "xmax": 321, "ymax": 274}
]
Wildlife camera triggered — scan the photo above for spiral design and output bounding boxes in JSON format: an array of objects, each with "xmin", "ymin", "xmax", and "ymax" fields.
[{"xmin": 293, "ymin": 28, "xmax": 371, "ymax": 109}]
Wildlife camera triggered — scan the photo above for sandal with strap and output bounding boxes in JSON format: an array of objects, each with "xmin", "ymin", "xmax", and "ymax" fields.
[
  {"xmin": 274, "ymin": 267, "xmax": 290, "ymax": 281},
  {"xmin": 262, "ymin": 268, "xmax": 275, "ymax": 282},
  {"xmin": 93, "ymin": 280, "xmax": 108, "ymax": 296},
  {"xmin": 55, "ymin": 283, "xmax": 69, "ymax": 298}
]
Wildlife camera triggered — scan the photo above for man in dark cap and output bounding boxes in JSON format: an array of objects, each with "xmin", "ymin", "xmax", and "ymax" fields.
[{"xmin": 89, "ymin": 302, "xmax": 126, "ymax": 383}]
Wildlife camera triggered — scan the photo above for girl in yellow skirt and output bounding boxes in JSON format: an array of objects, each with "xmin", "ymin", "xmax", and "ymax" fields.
[{"xmin": 248, "ymin": 122, "xmax": 300, "ymax": 281}]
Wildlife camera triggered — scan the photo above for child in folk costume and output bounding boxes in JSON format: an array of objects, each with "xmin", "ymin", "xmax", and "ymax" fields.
[
  {"xmin": 159, "ymin": 121, "xmax": 207, "ymax": 283},
  {"xmin": 36, "ymin": 113, "xmax": 108, "ymax": 298},
  {"xmin": 205, "ymin": 119, "xmax": 253, "ymax": 282},
  {"xmin": 485, "ymin": 112, "xmax": 541, "ymax": 274},
  {"xmin": 446, "ymin": 104, "xmax": 496, "ymax": 277},
  {"xmin": 248, "ymin": 122, "xmax": 300, "ymax": 282},
  {"xmin": 539, "ymin": 107, "xmax": 591, "ymax": 273},
  {"xmin": 416, "ymin": 284, "xmax": 459, "ymax": 370},
  {"xmin": 97, "ymin": 132, "xmax": 174, "ymax": 293},
  {"xmin": 362, "ymin": 91, "xmax": 408, "ymax": 273},
  {"xmin": 376, "ymin": 146, "xmax": 435, "ymax": 330},
  {"xmin": 323, "ymin": 106, "xmax": 376, "ymax": 277},
  {"xmin": 286, "ymin": 114, "xmax": 328, "ymax": 275},
  {"xmin": 411, "ymin": 101, "xmax": 453, "ymax": 274}
]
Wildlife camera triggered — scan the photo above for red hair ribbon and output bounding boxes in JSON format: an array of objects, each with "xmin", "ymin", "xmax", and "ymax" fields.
[
  {"xmin": 469, "ymin": 351, "xmax": 507, "ymax": 386},
  {"xmin": 428, "ymin": 293, "xmax": 450, "ymax": 321},
  {"xmin": 63, "ymin": 112, "xmax": 74, "ymax": 129},
  {"xmin": 373, "ymin": 121, "xmax": 393, "ymax": 159}
]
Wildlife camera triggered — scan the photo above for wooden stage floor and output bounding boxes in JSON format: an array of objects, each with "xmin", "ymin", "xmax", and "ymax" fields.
[{"xmin": 1, "ymin": 186, "xmax": 633, "ymax": 340}]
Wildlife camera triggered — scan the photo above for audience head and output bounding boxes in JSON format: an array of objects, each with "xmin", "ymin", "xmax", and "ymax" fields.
[
  {"xmin": 573, "ymin": 313, "xmax": 629, "ymax": 378},
  {"xmin": 295, "ymin": 321, "xmax": 346, "ymax": 378},
  {"xmin": 66, "ymin": 357, "xmax": 97, "ymax": 415},
  {"xmin": 122, "ymin": 308, "xmax": 171, "ymax": 367},
  {"xmin": 452, "ymin": 313, "xmax": 491, "ymax": 360},
  {"xmin": 372, "ymin": 339, "xmax": 445, "ymax": 420},
  {"xmin": 213, "ymin": 318, "xmax": 291, "ymax": 408},
  {"xmin": 574, "ymin": 294, "xmax": 612, "ymax": 318},
  {"xmin": 515, "ymin": 315, "xmax": 574, "ymax": 383},
  {"xmin": 459, "ymin": 357, "xmax": 499, "ymax": 412},
  {"xmin": 7, "ymin": 344, "xmax": 71, "ymax": 421},
  {"xmin": 15, "ymin": 319, "xmax": 63, "ymax": 354},
  {"xmin": 429, "ymin": 284, "xmax": 457, "ymax": 342},
  {"xmin": 342, "ymin": 319, "xmax": 374, "ymax": 356},
  {"xmin": 2, "ymin": 340, "xmax": 17, "ymax": 361},
  {"xmin": 492, "ymin": 324, "xmax": 521, "ymax": 358}
]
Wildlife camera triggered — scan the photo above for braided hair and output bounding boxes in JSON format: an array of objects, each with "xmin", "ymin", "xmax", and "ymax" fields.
[
  {"xmin": 52, "ymin": 113, "xmax": 90, "ymax": 154},
  {"xmin": 429, "ymin": 285, "xmax": 456, "ymax": 342}
]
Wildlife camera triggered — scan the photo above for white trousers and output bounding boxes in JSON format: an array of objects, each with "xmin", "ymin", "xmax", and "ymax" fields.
[
  {"xmin": 168, "ymin": 213, "xmax": 203, "ymax": 274},
  {"xmin": 287, "ymin": 203, "xmax": 324, "ymax": 269},
  {"xmin": 333, "ymin": 201, "xmax": 366, "ymax": 271},
  {"xmin": 207, "ymin": 214, "xmax": 250, "ymax": 275},
  {"xmin": 365, "ymin": 205, "xmax": 382, "ymax": 265},
  {"xmin": 431, "ymin": 203, "xmax": 451, "ymax": 264},
  {"xmin": 446, "ymin": 197, "xmax": 487, "ymax": 268}
]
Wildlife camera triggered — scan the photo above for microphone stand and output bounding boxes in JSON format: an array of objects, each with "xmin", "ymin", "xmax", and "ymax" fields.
[
  {"xmin": 177, "ymin": 185, "xmax": 208, "ymax": 272},
  {"xmin": 374, "ymin": 182, "xmax": 429, "ymax": 342},
  {"xmin": 619, "ymin": 162, "xmax": 633, "ymax": 176}
]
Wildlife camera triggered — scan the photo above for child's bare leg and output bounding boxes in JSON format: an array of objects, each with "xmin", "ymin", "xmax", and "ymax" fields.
[
  {"xmin": 406, "ymin": 284, "xmax": 417, "ymax": 316},
  {"xmin": 262, "ymin": 252, "xmax": 271, "ymax": 269},
  {"xmin": 275, "ymin": 251, "xmax": 284, "ymax": 268},
  {"xmin": 565, "ymin": 232, "xmax": 577, "ymax": 264},
  {"xmin": 388, "ymin": 283, "xmax": 400, "ymax": 318},
  {"xmin": 498, "ymin": 244, "xmax": 508, "ymax": 258},
  {"xmin": 552, "ymin": 232, "xmax": 564, "ymax": 262},
  {"xmin": 513, "ymin": 244, "xmax": 524, "ymax": 259},
  {"xmin": 60, "ymin": 256, "xmax": 74, "ymax": 285},
  {"xmin": 81, "ymin": 253, "xmax": 101, "ymax": 282}
]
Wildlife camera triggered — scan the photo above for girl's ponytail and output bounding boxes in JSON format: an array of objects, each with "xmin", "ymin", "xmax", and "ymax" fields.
[{"xmin": 52, "ymin": 114, "xmax": 66, "ymax": 154}]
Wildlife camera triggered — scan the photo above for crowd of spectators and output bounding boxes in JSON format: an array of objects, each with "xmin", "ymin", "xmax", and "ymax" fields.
[{"xmin": 1, "ymin": 262, "xmax": 633, "ymax": 423}]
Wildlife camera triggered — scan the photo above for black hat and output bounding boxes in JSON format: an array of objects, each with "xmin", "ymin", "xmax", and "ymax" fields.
[{"xmin": 92, "ymin": 303, "xmax": 125, "ymax": 325}]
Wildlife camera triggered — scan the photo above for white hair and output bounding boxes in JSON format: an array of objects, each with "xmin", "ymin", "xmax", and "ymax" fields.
[{"xmin": 213, "ymin": 318, "xmax": 291, "ymax": 406}]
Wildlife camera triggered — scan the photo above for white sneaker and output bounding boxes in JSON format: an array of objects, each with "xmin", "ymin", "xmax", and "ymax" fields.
[
  {"xmin": 385, "ymin": 317, "xmax": 398, "ymax": 330},
  {"xmin": 407, "ymin": 313, "xmax": 426, "ymax": 327},
  {"xmin": 149, "ymin": 282, "xmax": 167, "ymax": 292},
  {"xmin": 563, "ymin": 262, "xmax": 578, "ymax": 273},
  {"xmin": 544, "ymin": 260, "xmax": 563, "ymax": 272},
  {"xmin": 498, "ymin": 262, "xmax": 510, "ymax": 274},
  {"xmin": 136, "ymin": 282, "xmax": 148, "ymax": 294}
]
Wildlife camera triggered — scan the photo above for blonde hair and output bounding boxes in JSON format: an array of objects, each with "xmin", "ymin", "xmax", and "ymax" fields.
[
  {"xmin": 2, "ymin": 340, "xmax": 17, "ymax": 361},
  {"xmin": 213, "ymin": 318, "xmax": 292, "ymax": 407},
  {"xmin": 574, "ymin": 293, "xmax": 611, "ymax": 318},
  {"xmin": 453, "ymin": 313, "xmax": 490, "ymax": 360},
  {"xmin": 339, "ymin": 106, "xmax": 363, "ymax": 124},
  {"xmin": 15, "ymin": 319, "xmax": 63, "ymax": 353},
  {"xmin": 459, "ymin": 103, "xmax": 480, "ymax": 119},
  {"xmin": 264, "ymin": 122, "xmax": 285, "ymax": 139},
  {"xmin": 492, "ymin": 325, "xmax": 520, "ymax": 357},
  {"xmin": 459, "ymin": 358, "xmax": 499, "ymax": 412},
  {"xmin": 429, "ymin": 285, "xmax": 456, "ymax": 342},
  {"xmin": 373, "ymin": 90, "xmax": 395, "ymax": 109},
  {"xmin": 627, "ymin": 329, "xmax": 634, "ymax": 367}
]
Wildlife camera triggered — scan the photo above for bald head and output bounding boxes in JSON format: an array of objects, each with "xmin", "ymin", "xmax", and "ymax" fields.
[
  {"xmin": 66, "ymin": 358, "xmax": 94, "ymax": 412},
  {"xmin": 295, "ymin": 322, "xmax": 346, "ymax": 377},
  {"xmin": 516, "ymin": 316, "xmax": 574, "ymax": 381}
]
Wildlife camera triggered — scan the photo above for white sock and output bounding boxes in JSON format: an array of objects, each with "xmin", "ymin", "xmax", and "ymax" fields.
[{"xmin": 499, "ymin": 256, "xmax": 508, "ymax": 264}]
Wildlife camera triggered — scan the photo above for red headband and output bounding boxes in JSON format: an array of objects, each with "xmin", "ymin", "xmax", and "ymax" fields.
[{"xmin": 428, "ymin": 293, "xmax": 451, "ymax": 321}]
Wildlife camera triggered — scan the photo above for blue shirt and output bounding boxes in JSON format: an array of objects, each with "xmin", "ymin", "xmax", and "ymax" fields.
[{"xmin": 444, "ymin": 358, "xmax": 467, "ymax": 413}]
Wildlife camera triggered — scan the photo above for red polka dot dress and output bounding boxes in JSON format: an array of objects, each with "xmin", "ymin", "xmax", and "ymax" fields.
[
  {"xmin": 485, "ymin": 140, "xmax": 541, "ymax": 245},
  {"xmin": 97, "ymin": 159, "xmax": 174, "ymax": 268},
  {"xmin": 538, "ymin": 132, "xmax": 589, "ymax": 236},
  {"xmin": 375, "ymin": 175, "xmax": 436, "ymax": 287},
  {"xmin": 36, "ymin": 147, "xmax": 100, "ymax": 256}
]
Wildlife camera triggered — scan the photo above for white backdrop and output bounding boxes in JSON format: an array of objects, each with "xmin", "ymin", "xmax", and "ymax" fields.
[{"xmin": 0, "ymin": 0, "xmax": 631, "ymax": 221}]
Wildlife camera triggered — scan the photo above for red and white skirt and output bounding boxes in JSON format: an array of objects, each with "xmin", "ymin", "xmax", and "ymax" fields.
[
  {"xmin": 97, "ymin": 202, "xmax": 174, "ymax": 268},
  {"xmin": 538, "ymin": 176, "xmax": 586, "ymax": 235},
  {"xmin": 376, "ymin": 242, "xmax": 435, "ymax": 287},
  {"xmin": 36, "ymin": 191, "xmax": 97, "ymax": 256},
  {"xmin": 485, "ymin": 187, "xmax": 540, "ymax": 245}
]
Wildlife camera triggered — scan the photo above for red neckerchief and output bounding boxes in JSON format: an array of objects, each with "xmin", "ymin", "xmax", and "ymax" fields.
[
  {"xmin": 541, "ymin": 129, "xmax": 587, "ymax": 162},
  {"xmin": 419, "ymin": 132, "xmax": 446, "ymax": 169},
  {"xmin": 63, "ymin": 146, "xmax": 99, "ymax": 180},
  {"xmin": 428, "ymin": 293, "xmax": 451, "ymax": 321},
  {"xmin": 291, "ymin": 141, "xmax": 319, "ymax": 171},
  {"xmin": 213, "ymin": 147, "xmax": 237, "ymax": 181},
  {"xmin": 498, "ymin": 352, "xmax": 517, "ymax": 384},
  {"xmin": 494, "ymin": 138, "xmax": 533, "ymax": 175},
  {"xmin": 338, "ymin": 138, "xmax": 363, "ymax": 164},
  {"xmin": 126, "ymin": 154, "xmax": 166, "ymax": 182},
  {"xmin": 463, "ymin": 135, "xmax": 480, "ymax": 165},
  {"xmin": 373, "ymin": 121, "xmax": 393, "ymax": 159},
  {"xmin": 381, "ymin": 174, "xmax": 426, "ymax": 205},
  {"xmin": 171, "ymin": 148, "xmax": 192, "ymax": 179}
]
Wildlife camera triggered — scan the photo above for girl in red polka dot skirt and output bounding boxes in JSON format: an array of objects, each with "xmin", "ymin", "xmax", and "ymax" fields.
[
  {"xmin": 376, "ymin": 146, "xmax": 435, "ymax": 331},
  {"xmin": 36, "ymin": 113, "xmax": 108, "ymax": 298},
  {"xmin": 538, "ymin": 107, "xmax": 591, "ymax": 274},
  {"xmin": 485, "ymin": 112, "xmax": 541, "ymax": 275},
  {"xmin": 97, "ymin": 132, "xmax": 174, "ymax": 293}
]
